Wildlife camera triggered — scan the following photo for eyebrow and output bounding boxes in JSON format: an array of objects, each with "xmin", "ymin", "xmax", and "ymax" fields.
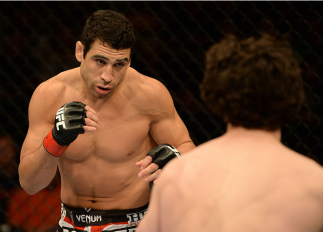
[{"xmin": 92, "ymin": 55, "xmax": 129, "ymax": 62}]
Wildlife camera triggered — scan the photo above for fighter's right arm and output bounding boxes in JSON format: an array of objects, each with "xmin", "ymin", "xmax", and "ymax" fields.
[
  {"xmin": 19, "ymin": 81, "xmax": 98, "ymax": 195},
  {"xmin": 19, "ymin": 81, "xmax": 62, "ymax": 195}
]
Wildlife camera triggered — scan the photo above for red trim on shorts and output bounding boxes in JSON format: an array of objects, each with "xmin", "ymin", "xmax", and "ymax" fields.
[
  {"xmin": 43, "ymin": 129, "xmax": 68, "ymax": 157},
  {"xmin": 63, "ymin": 216, "xmax": 129, "ymax": 231},
  {"xmin": 64, "ymin": 216, "xmax": 86, "ymax": 231}
]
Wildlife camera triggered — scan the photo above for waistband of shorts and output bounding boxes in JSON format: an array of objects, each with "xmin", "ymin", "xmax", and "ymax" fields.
[{"xmin": 62, "ymin": 202, "xmax": 149, "ymax": 218}]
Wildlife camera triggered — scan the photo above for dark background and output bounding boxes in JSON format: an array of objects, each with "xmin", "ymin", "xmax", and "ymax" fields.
[{"xmin": 0, "ymin": 1, "xmax": 322, "ymax": 231}]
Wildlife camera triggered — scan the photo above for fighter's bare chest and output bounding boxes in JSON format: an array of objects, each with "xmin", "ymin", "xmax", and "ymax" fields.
[{"xmin": 64, "ymin": 109, "xmax": 152, "ymax": 161}]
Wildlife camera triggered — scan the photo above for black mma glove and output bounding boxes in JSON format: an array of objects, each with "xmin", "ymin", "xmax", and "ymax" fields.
[
  {"xmin": 148, "ymin": 144, "xmax": 181, "ymax": 169},
  {"xmin": 43, "ymin": 101, "xmax": 86, "ymax": 157}
]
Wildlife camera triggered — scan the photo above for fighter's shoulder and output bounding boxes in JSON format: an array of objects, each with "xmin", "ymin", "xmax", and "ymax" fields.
[
  {"xmin": 129, "ymin": 68, "xmax": 172, "ymax": 100},
  {"xmin": 33, "ymin": 68, "xmax": 77, "ymax": 99},
  {"xmin": 30, "ymin": 69, "xmax": 78, "ymax": 112}
]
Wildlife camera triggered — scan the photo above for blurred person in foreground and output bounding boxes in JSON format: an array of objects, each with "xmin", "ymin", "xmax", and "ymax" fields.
[
  {"xmin": 137, "ymin": 33, "xmax": 323, "ymax": 232},
  {"xmin": 19, "ymin": 9, "xmax": 195, "ymax": 232}
]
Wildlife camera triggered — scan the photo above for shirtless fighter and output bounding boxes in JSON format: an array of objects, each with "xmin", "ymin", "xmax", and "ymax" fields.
[
  {"xmin": 137, "ymin": 34, "xmax": 323, "ymax": 232},
  {"xmin": 18, "ymin": 10, "xmax": 195, "ymax": 231}
]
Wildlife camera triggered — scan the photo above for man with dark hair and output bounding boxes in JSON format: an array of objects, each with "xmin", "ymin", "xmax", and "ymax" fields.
[
  {"xmin": 19, "ymin": 9, "xmax": 195, "ymax": 231},
  {"xmin": 137, "ymin": 34, "xmax": 323, "ymax": 232}
]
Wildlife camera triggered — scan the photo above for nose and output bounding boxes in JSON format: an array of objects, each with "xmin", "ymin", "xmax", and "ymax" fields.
[{"xmin": 100, "ymin": 65, "xmax": 113, "ymax": 83}]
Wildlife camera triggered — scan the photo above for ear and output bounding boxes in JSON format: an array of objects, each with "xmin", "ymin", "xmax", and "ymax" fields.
[{"xmin": 75, "ymin": 41, "xmax": 84, "ymax": 62}]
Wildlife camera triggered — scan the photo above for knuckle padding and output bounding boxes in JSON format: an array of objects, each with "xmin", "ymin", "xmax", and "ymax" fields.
[
  {"xmin": 53, "ymin": 101, "xmax": 86, "ymax": 146},
  {"xmin": 67, "ymin": 108, "xmax": 85, "ymax": 114},
  {"xmin": 152, "ymin": 150, "xmax": 175, "ymax": 168},
  {"xmin": 67, "ymin": 101, "xmax": 86, "ymax": 108},
  {"xmin": 148, "ymin": 144, "xmax": 180, "ymax": 169},
  {"xmin": 65, "ymin": 102, "xmax": 87, "ymax": 126},
  {"xmin": 148, "ymin": 146, "xmax": 165, "ymax": 160},
  {"xmin": 69, "ymin": 115, "xmax": 85, "ymax": 125}
]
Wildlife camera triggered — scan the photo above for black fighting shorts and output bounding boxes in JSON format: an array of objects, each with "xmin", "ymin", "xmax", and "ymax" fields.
[{"xmin": 57, "ymin": 202, "xmax": 148, "ymax": 232}]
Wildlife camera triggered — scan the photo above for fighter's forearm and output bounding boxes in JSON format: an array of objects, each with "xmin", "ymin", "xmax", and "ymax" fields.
[{"xmin": 19, "ymin": 145, "xmax": 58, "ymax": 195}]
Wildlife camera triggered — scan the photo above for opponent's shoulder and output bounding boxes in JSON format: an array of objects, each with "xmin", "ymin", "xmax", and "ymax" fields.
[
  {"xmin": 155, "ymin": 152, "xmax": 203, "ymax": 199},
  {"xmin": 298, "ymin": 154, "xmax": 323, "ymax": 184},
  {"xmin": 156, "ymin": 156, "xmax": 185, "ymax": 188},
  {"xmin": 283, "ymin": 148, "xmax": 323, "ymax": 196},
  {"xmin": 285, "ymin": 147, "xmax": 323, "ymax": 173},
  {"xmin": 300, "ymin": 159, "xmax": 323, "ymax": 202},
  {"xmin": 158, "ymin": 148, "xmax": 197, "ymax": 185}
]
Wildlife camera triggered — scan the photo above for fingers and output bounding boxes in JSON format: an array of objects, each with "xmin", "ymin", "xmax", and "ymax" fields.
[
  {"xmin": 83, "ymin": 105, "xmax": 99, "ymax": 132},
  {"xmin": 140, "ymin": 168, "xmax": 162, "ymax": 183},
  {"xmin": 85, "ymin": 106, "xmax": 98, "ymax": 122},
  {"xmin": 139, "ymin": 156, "xmax": 153, "ymax": 170},
  {"xmin": 135, "ymin": 160, "xmax": 144, "ymax": 167},
  {"xmin": 85, "ymin": 105, "xmax": 96, "ymax": 115},
  {"xmin": 138, "ymin": 162, "xmax": 159, "ymax": 182}
]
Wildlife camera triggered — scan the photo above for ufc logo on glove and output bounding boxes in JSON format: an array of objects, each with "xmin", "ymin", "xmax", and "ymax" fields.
[
  {"xmin": 55, "ymin": 107, "xmax": 66, "ymax": 130},
  {"xmin": 43, "ymin": 102, "xmax": 86, "ymax": 157}
]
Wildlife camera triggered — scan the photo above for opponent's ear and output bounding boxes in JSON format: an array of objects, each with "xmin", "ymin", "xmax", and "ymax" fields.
[{"xmin": 75, "ymin": 41, "xmax": 84, "ymax": 62}]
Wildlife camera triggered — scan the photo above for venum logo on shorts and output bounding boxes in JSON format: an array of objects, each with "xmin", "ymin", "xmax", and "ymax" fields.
[
  {"xmin": 55, "ymin": 107, "xmax": 66, "ymax": 131},
  {"xmin": 126, "ymin": 209, "xmax": 147, "ymax": 227},
  {"xmin": 75, "ymin": 214, "xmax": 102, "ymax": 224},
  {"xmin": 71, "ymin": 211, "xmax": 104, "ymax": 227}
]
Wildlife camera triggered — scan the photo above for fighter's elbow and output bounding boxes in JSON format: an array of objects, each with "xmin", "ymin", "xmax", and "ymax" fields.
[
  {"xmin": 19, "ymin": 176, "xmax": 41, "ymax": 195},
  {"xmin": 19, "ymin": 182, "xmax": 33, "ymax": 195}
]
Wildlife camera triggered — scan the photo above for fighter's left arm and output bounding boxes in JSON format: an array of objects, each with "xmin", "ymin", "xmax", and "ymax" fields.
[{"xmin": 136, "ymin": 79, "xmax": 195, "ymax": 182}]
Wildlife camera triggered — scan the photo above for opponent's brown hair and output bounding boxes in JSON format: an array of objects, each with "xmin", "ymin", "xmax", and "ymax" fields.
[
  {"xmin": 200, "ymin": 34, "xmax": 305, "ymax": 131},
  {"xmin": 81, "ymin": 10, "xmax": 135, "ymax": 58}
]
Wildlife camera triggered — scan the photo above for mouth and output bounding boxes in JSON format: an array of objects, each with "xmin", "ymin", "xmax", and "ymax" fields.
[{"xmin": 95, "ymin": 85, "xmax": 112, "ymax": 95}]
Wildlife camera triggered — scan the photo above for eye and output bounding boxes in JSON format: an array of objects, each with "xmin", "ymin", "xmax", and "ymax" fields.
[
  {"xmin": 114, "ymin": 63, "xmax": 125, "ymax": 67},
  {"xmin": 96, "ymin": 59, "xmax": 105, "ymax": 65}
]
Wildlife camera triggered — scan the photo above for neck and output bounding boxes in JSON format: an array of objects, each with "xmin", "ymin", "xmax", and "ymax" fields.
[{"xmin": 226, "ymin": 124, "xmax": 281, "ymax": 141}]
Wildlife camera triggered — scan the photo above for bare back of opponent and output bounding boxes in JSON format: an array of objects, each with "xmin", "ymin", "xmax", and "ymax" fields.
[
  {"xmin": 137, "ymin": 34, "xmax": 323, "ymax": 232},
  {"xmin": 145, "ymin": 127, "xmax": 323, "ymax": 232}
]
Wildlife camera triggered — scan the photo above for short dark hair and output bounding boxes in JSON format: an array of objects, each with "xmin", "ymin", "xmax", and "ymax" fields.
[
  {"xmin": 81, "ymin": 10, "xmax": 136, "ymax": 58},
  {"xmin": 200, "ymin": 33, "xmax": 305, "ymax": 131}
]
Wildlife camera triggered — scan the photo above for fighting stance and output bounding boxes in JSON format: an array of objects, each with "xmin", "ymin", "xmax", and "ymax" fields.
[
  {"xmin": 19, "ymin": 10, "xmax": 195, "ymax": 231},
  {"xmin": 137, "ymin": 34, "xmax": 323, "ymax": 232}
]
